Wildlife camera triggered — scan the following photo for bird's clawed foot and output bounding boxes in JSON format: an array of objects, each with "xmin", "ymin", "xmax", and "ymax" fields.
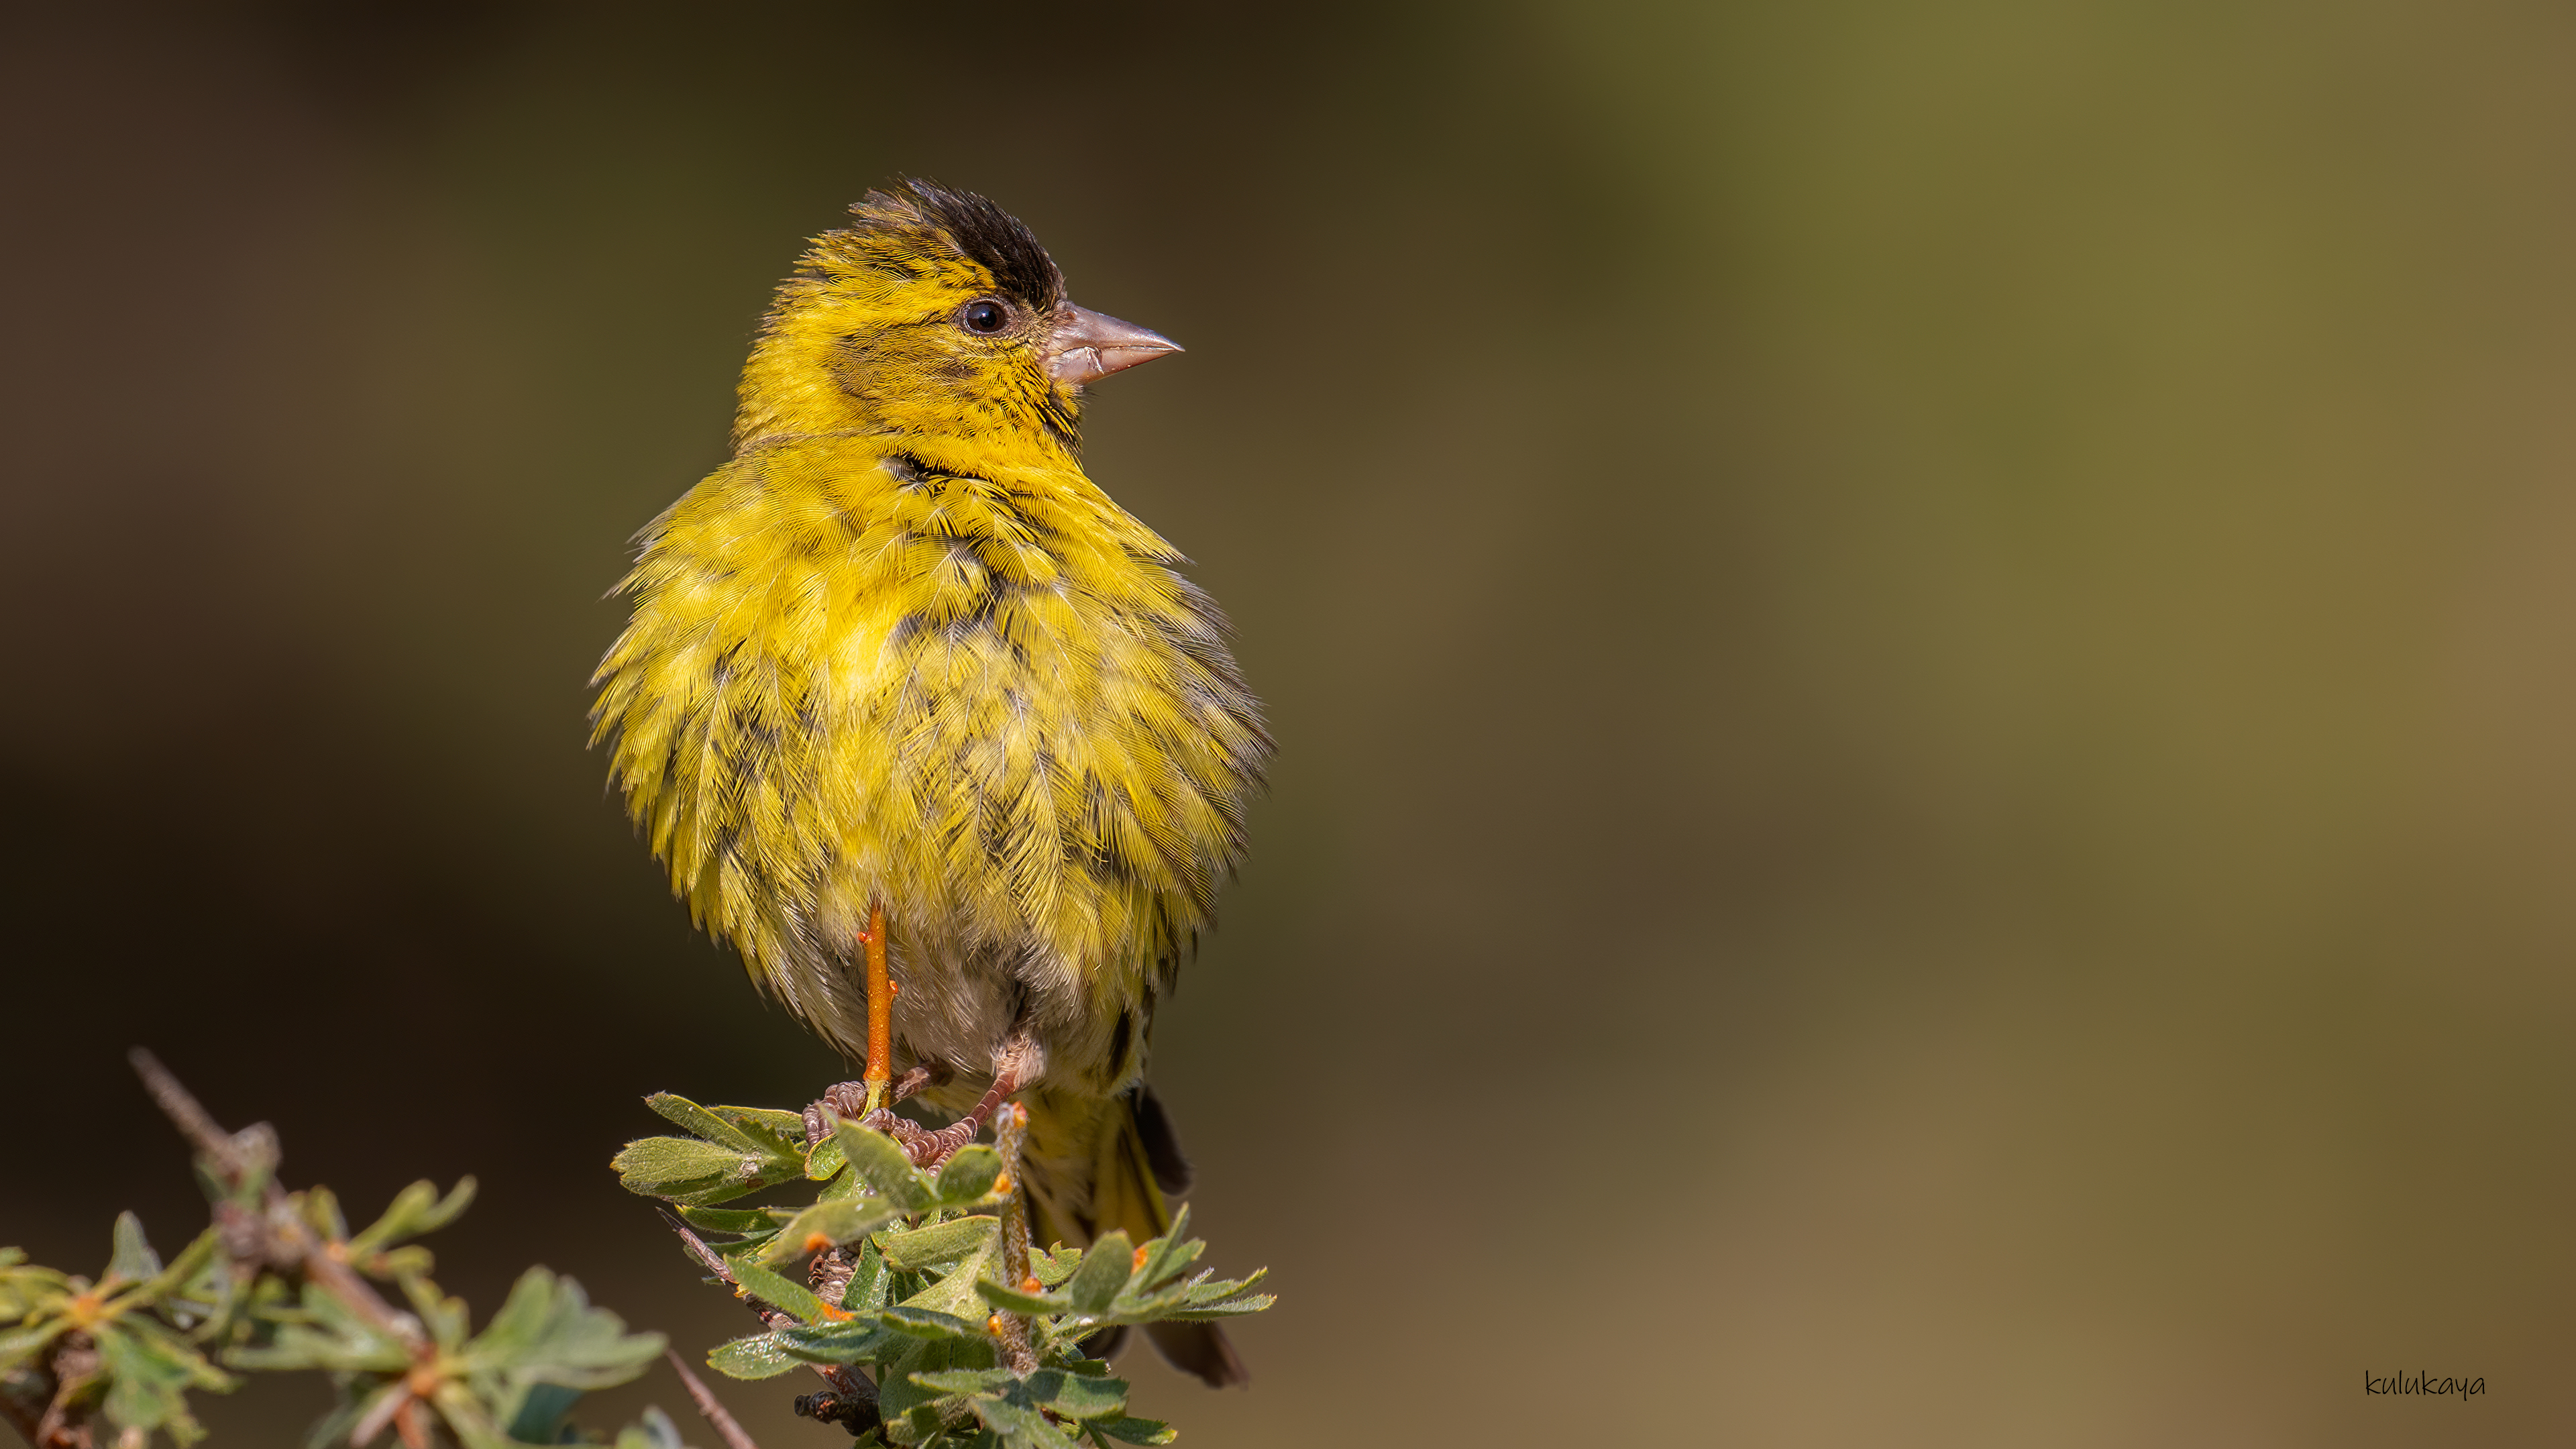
[
  {"xmin": 800, "ymin": 1037, "xmax": 1034, "ymax": 1171},
  {"xmin": 802, "ymin": 1067, "xmax": 934, "ymax": 1148}
]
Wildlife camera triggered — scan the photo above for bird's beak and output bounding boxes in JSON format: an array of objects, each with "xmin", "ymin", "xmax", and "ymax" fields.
[{"xmin": 1045, "ymin": 303, "xmax": 1183, "ymax": 385}]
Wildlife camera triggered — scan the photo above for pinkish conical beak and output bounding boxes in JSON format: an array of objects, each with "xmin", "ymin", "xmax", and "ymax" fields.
[{"xmin": 1045, "ymin": 303, "xmax": 1183, "ymax": 384}]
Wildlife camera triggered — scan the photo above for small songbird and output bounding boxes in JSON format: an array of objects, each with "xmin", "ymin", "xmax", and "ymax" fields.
[{"xmin": 590, "ymin": 182, "xmax": 1267, "ymax": 1385}]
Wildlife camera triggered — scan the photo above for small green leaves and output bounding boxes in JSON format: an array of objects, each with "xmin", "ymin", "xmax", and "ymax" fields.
[
  {"xmin": 702, "ymin": 1104, "xmax": 811, "ymax": 1157},
  {"xmin": 225, "ymin": 1278, "xmax": 417, "ymax": 1375},
  {"xmin": 614, "ymin": 1092, "xmax": 811, "ymax": 1206},
  {"xmin": 22, "ymin": 1055, "xmax": 715, "ymax": 1449},
  {"xmin": 879, "ymin": 1216, "xmax": 999, "ymax": 1272},
  {"xmin": 596, "ymin": 1084, "xmax": 1276, "ymax": 1449},
  {"xmin": 1088, "ymin": 1415, "xmax": 1178, "ymax": 1445},
  {"xmin": 645, "ymin": 1093, "xmax": 769, "ymax": 1155},
  {"xmin": 1020, "ymin": 1367, "xmax": 1128, "ymax": 1420},
  {"xmin": 843, "ymin": 1237, "xmax": 892, "ymax": 1313},
  {"xmin": 107, "ymin": 1212, "xmax": 162, "ymax": 1285},
  {"xmin": 612, "ymin": 1135, "xmax": 797, "ymax": 1208},
  {"xmin": 971, "ymin": 1207, "xmax": 1273, "ymax": 1330},
  {"xmin": 833, "ymin": 1118, "xmax": 936, "ymax": 1212},
  {"xmin": 759, "ymin": 1197, "xmax": 904, "ymax": 1267},
  {"xmin": 932, "ymin": 1145, "xmax": 1005, "ymax": 1205},
  {"xmin": 906, "ymin": 1363, "xmax": 1133, "ymax": 1448},
  {"xmin": 720, "ymin": 1255, "xmax": 840, "ymax": 1326},
  {"xmin": 804, "ymin": 1131, "xmax": 848, "ymax": 1182},
  {"xmin": 771, "ymin": 1318, "xmax": 908, "ymax": 1364},
  {"xmin": 1059, "ymin": 1231, "xmax": 1132, "ymax": 1316},
  {"xmin": 896, "ymin": 1233, "xmax": 1002, "ymax": 1325},
  {"xmin": 879, "ymin": 1305, "xmax": 983, "ymax": 1339},
  {"xmin": 707, "ymin": 1332, "xmax": 800, "ymax": 1381},
  {"xmin": 462, "ymin": 1267, "xmax": 666, "ymax": 1392},
  {"xmin": 97, "ymin": 1314, "xmax": 230, "ymax": 1446},
  {"xmin": 345, "ymin": 1177, "xmax": 477, "ymax": 1262}
]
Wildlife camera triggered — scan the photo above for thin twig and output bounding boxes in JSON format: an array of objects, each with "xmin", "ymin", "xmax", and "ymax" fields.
[
  {"xmin": 658, "ymin": 1212, "xmax": 786, "ymax": 1318},
  {"xmin": 665, "ymin": 1350, "xmax": 763, "ymax": 1449},
  {"xmin": 127, "ymin": 1049, "xmax": 247, "ymax": 1179},
  {"xmin": 128, "ymin": 1051, "xmax": 425, "ymax": 1349},
  {"xmin": 655, "ymin": 1212, "xmax": 879, "ymax": 1425},
  {"xmin": 991, "ymin": 1102, "xmax": 1038, "ymax": 1375}
]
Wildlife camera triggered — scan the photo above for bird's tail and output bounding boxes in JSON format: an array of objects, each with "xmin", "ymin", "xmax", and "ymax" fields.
[{"xmin": 1023, "ymin": 1085, "xmax": 1247, "ymax": 1388}]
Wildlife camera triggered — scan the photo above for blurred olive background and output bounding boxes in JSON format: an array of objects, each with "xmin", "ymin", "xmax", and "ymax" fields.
[{"xmin": 8, "ymin": 1, "xmax": 2576, "ymax": 1444}]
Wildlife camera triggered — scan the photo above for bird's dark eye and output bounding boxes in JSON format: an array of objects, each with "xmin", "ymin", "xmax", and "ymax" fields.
[{"xmin": 959, "ymin": 299, "xmax": 1008, "ymax": 334}]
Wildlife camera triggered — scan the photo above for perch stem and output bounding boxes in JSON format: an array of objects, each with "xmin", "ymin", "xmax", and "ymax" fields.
[
  {"xmin": 862, "ymin": 899, "xmax": 892, "ymax": 1115},
  {"xmin": 992, "ymin": 1102, "xmax": 1038, "ymax": 1376},
  {"xmin": 665, "ymin": 1350, "xmax": 763, "ymax": 1449}
]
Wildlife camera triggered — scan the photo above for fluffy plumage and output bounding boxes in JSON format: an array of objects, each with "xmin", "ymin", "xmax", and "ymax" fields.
[{"xmin": 590, "ymin": 182, "xmax": 1267, "ymax": 1385}]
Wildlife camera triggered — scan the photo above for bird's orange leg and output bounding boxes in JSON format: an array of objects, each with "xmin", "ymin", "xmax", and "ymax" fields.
[{"xmin": 861, "ymin": 899, "xmax": 893, "ymax": 1115}]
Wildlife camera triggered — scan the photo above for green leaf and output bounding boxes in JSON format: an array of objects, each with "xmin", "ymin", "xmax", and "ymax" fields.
[
  {"xmin": 107, "ymin": 1211, "xmax": 162, "ymax": 1286},
  {"xmin": 225, "ymin": 1280, "xmax": 410, "ymax": 1373},
  {"xmin": 675, "ymin": 1205, "xmax": 792, "ymax": 1237},
  {"xmin": 879, "ymin": 1217, "xmax": 998, "ymax": 1272},
  {"xmin": 459, "ymin": 1267, "xmax": 667, "ymax": 1394},
  {"xmin": 833, "ymin": 1120, "xmax": 934, "ymax": 1212},
  {"xmin": 898, "ymin": 1234, "xmax": 1002, "ymax": 1324},
  {"xmin": 0, "ymin": 1319, "xmax": 70, "ymax": 1375},
  {"xmin": 773, "ymin": 1318, "xmax": 908, "ymax": 1365},
  {"xmin": 347, "ymin": 1177, "xmax": 477, "ymax": 1259},
  {"xmin": 760, "ymin": 1198, "xmax": 904, "ymax": 1267},
  {"xmin": 843, "ymin": 1238, "xmax": 892, "ymax": 1313},
  {"xmin": 708, "ymin": 1332, "xmax": 800, "ymax": 1381},
  {"xmin": 1059, "ymin": 1232, "xmax": 1131, "ymax": 1316},
  {"xmin": 98, "ymin": 1321, "xmax": 220, "ymax": 1445},
  {"xmin": 1088, "ymin": 1416, "xmax": 1176, "ymax": 1446},
  {"xmin": 910, "ymin": 1368, "xmax": 1016, "ymax": 1395},
  {"xmin": 932, "ymin": 1146, "xmax": 1004, "ymax": 1205},
  {"xmin": 876, "ymin": 1335, "xmax": 996, "ymax": 1434},
  {"xmin": 1173, "ymin": 1267, "xmax": 1271, "ymax": 1314},
  {"xmin": 880, "ymin": 1305, "xmax": 982, "ymax": 1340},
  {"xmin": 969, "ymin": 1393, "xmax": 1075, "ymax": 1447},
  {"xmin": 1128, "ymin": 1207, "xmax": 1203, "ymax": 1291},
  {"xmin": 1028, "ymin": 1246, "xmax": 1079, "ymax": 1287},
  {"xmin": 708, "ymin": 1104, "xmax": 812, "ymax": 1155},
  {"xmin": 971, "ymin": 1278, "xmax": 1055, "ymax": 1316},
  {"xmin": 1021, "ymin": 1368, "xmax": 1126, "ymax": 1421},
  {"xmin": 1160, "ymin": 1293, "xmax": 1275, "ymax": 1321},
  {"xmin": 401, "ymin": 1273, "xmax": 473, "ymax": 1350},
  {"xmin": 139, "ymin": 1225, "xmax": 228, "ymax": 1329},
  {"xmin": 303, "ymin": 1185, "xmax": 350, "ymax": 1244},
  {"xmin": 612, "ymin": 1136, "xmax": 795, "ymax": 1207},
  {"xmin": 722, "ymin": 1255, "xmax": 837, "ymax": 1325},
  {"xmin": 645, "ymin": 1092, "xmax": 765, "ymax": 1153},
  {"xmin": 806, "ymin": 1132, "xmax": 849, "ymax": 1183}
]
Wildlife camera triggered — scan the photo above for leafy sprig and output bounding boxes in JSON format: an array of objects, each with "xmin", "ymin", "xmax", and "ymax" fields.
[
  {"xmin": 1, "ymin": 1058, "xmax": 1275, "ymax": 1449},
  {"xmin": 612, "ymin": 1092, "xmax": 1273, "ymax": 1448},
  {"xmin": 0, "ymin": 1053, "xmax": 679, "ymax": 1449}
]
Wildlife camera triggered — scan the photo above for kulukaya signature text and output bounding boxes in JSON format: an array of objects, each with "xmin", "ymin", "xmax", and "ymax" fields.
[{"xmin": 2365, "ymin": 1371, "xmax": 2483, "ymax": 1399}]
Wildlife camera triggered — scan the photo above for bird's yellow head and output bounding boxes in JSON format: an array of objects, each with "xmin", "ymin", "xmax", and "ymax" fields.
[{"xmin": 731, "ymin": 180, "xmax": 1180, "ymax": 470}]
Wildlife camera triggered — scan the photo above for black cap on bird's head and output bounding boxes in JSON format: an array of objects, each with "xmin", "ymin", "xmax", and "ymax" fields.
[
  {"xmin": 737, "ymin": 180, "xmax": 1181, "ymax": 451},
  {"xmin": 845, "ymin": 180, "xmax": 1183, "ymax": 386},
  {"xmin": 869, "ymin": 180, "xmax": 1065, "ymax": 315}
]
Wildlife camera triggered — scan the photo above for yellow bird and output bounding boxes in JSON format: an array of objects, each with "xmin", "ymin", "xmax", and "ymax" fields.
[{"xmin": 590, "ymin": 182, "xmax": 1267, "ymax": 1385}]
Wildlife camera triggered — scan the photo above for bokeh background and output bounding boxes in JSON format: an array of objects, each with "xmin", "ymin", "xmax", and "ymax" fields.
[{"xmin": 8, "ymin": 2, "xmax": 2576, "ymax": 1444}]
